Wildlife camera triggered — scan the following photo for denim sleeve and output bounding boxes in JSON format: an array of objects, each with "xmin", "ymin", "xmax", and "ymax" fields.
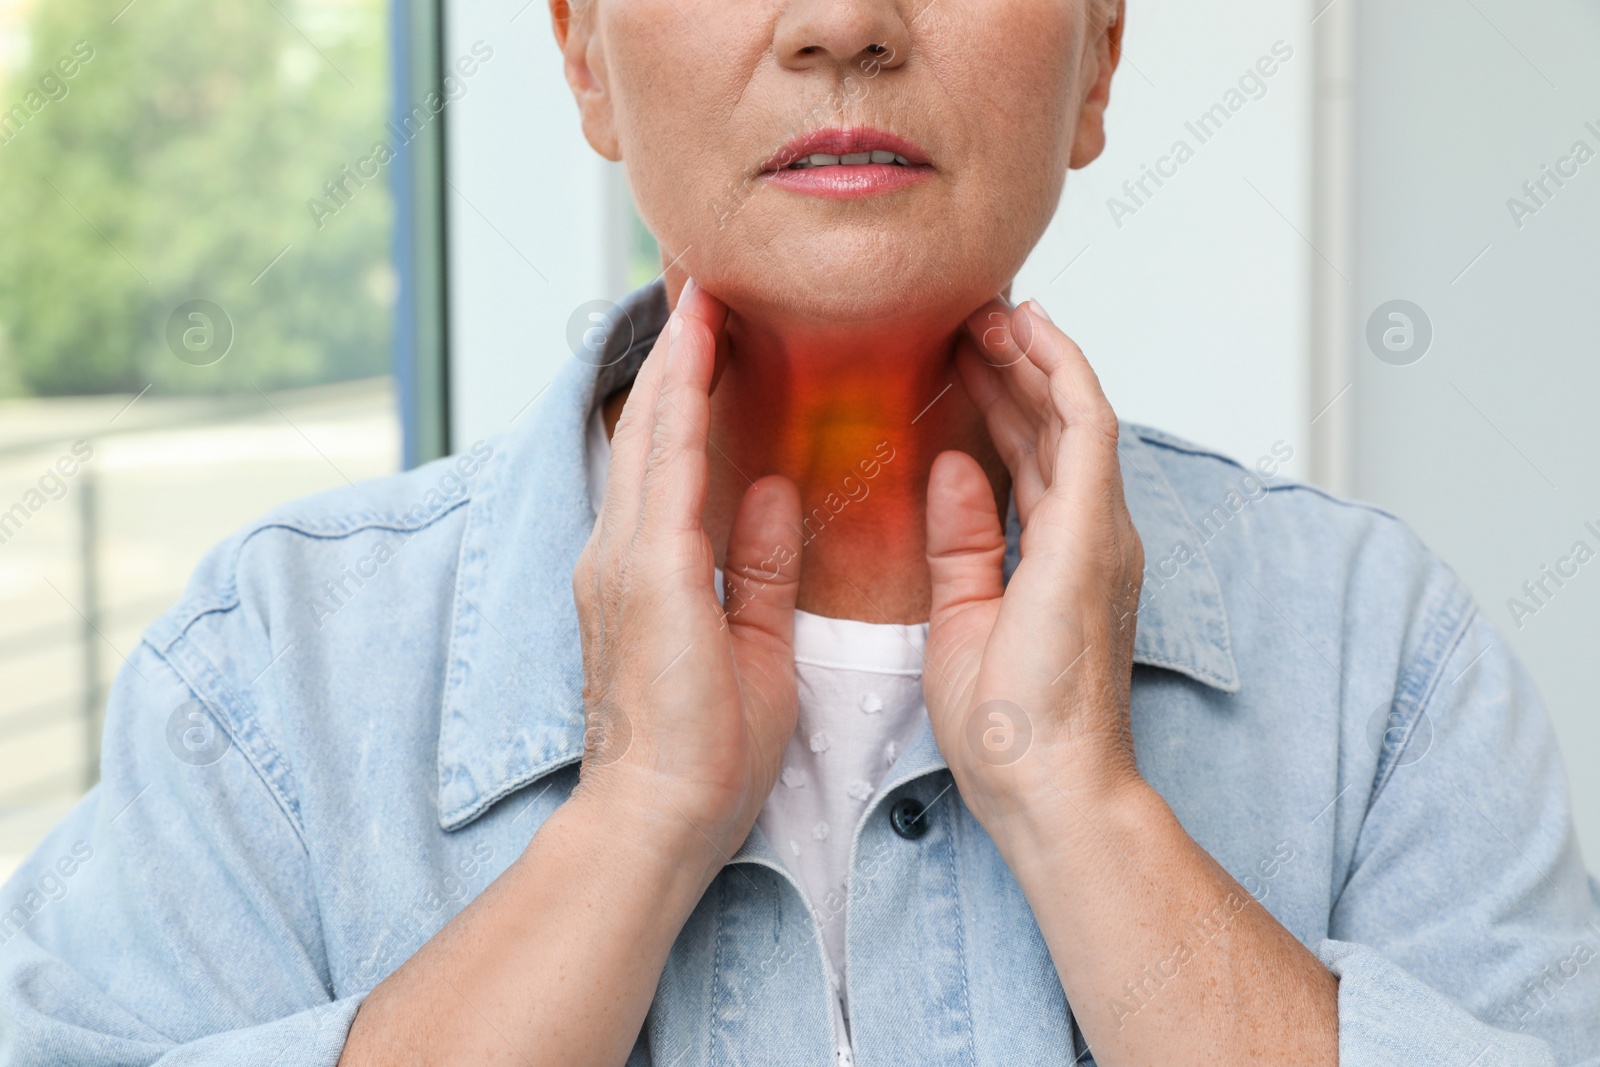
[
  {"xmin": 1324, "ymin": 606, "xmax": 1600, "ymax": 1066},
  {"xmin": 0, "ymin": 637, "xmax": 359, "ymax": 1066}
]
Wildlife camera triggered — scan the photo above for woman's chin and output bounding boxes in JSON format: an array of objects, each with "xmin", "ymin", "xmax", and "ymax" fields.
[
  {"xmin": 694, "ymin": 256, "xmax": 1000, "ymax": 335},
  {"xmin": 726, "ymin": 277, "xmax": 971, "ymax": 336}
]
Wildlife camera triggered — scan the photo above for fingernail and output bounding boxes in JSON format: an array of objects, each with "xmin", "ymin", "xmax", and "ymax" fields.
[
  {"xmin": 1027, "ymin": 299, "xmax": 1054, "ymax": 323},
  {"xmin": 1012, "ymin": 305, "xmax": 1036, "ymax": 354},
  {"xmin": 680, "ymin": 276, "xmax": 699, "ymax": 303}
]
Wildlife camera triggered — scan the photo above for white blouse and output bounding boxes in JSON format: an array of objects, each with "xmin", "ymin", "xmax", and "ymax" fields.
[{"xmin": 586, "ymin": 406, "xmax": 929, "ymax": 1063}]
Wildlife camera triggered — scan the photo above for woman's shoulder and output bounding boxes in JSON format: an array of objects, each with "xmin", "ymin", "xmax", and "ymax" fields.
[
  {"xmin": 136, "ymin": 441, "xmax": 505, "ymax": 709},
  {"xmin": 1123, "ymin": 421, "xmax": 1478, "ymax": 686},
  {"xmin": 112, "ymin": 441, "xmax": 515, "ymax": 832},
  {"xmin": 1126, "ymin": 421, "xmax": 1432, "ymax": 573}
]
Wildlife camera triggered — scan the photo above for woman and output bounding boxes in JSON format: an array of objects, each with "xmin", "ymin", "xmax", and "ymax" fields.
[{"xmin": 2, "ymin": 0, "xmax": 1597, "ymax": 1064}]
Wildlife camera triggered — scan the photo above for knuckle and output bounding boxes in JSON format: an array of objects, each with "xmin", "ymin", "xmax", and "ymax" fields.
[
  {"xmin": 1047, "ymin": 370, "xmax": 1073, "ymax": 406},
  {"xmin": 1052, "ymin": 377, "xmax": 1117, "ymax": 442},
  {"xmin": 572, "ymin": 547, "xmax": 602, "ymax": 608},
  {"xmin": 574, "ymin": 542, "xmax": 595, "ymax": 576},
  {"xmin": 1126, "ymin": 532, "xmax": 1146, "ymax": 577},
  {"xmin": 670, "ymin": 314, "xmax": 716, "ymax": 358},
  {"xmin": 645, "ymin": 413, "xmax": 688, "ymax": 466},
  {"xmin": 640, "ymin": 449, "xmax": 677, "ymax": 494}
]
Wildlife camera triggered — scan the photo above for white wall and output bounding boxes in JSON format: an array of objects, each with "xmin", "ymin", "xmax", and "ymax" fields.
[
  {"xmin": 444, "ymin": 0, "xmax": 614, "ymax": 441},
  {"xmin": 1350, "ymin": 0, "xmax": 1600, "ymax": 862},
  {"xmin": 1014, "ymin": 0, "xmax": 1315, "ymax": 480}
]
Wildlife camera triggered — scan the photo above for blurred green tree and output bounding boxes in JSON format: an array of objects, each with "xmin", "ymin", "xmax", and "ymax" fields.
[{"xmin": 0, "ymin": 0, "xmax": 392, "ymax": 397}]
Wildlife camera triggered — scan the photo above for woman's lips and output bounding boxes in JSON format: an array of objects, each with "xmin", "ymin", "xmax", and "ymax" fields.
[
  {"xmin": 763, "ymin": 163, "xmax": 932, "ymax": 199},
  {"xmin": 761, "ymin": 126, "xmax": 934, "ymax": 200}
]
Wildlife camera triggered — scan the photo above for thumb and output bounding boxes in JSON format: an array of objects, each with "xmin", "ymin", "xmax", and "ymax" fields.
[
  {"xmin": 723, "ymin": 475, "xmax": 802, "ymax": 651},
  {"xmin": 926, "ymin": 450, "xmax": 1006, "ymax": 625}
]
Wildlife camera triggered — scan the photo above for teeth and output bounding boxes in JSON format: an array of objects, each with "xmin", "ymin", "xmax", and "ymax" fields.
[{"xmin": 788, "ymin": 150, "xmax": 913, "ymax": 170}]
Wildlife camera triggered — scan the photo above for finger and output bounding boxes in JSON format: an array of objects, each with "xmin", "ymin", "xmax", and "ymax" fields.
[
  {"xmin": 597, "ymin": 313, "xmax": 678, "ymax": 540},
  {"xmin": 599, "ymin": 280, "xmax": 729, "ymax": 542},
  {"xmin": 1014, "ymin": 300, "xmax": 1118, "ymax": 444},
  {"xmin": 963, "ymin": 297, "xmax": 1025, "ymax": 369},
  {"xmin": 723, "ymin": 475, "xmax": 803, "ymax": 653},
  {"xmin": 925, "ymin": 450, "xmax": 1007, "ymax": 626},
  {"xmin": 1010, "ymin": 300, "xmax": 1127, "ymax": 533},
  {"xmin": 598, "ymin": 280, "xmax": 717, "ymax": 534},
  {"xmin": 963, "ymin": 302, "xmax": 1061, "ymax": 491},
  {"xmin": 1017, "ymin": 300, "xmax": 1120, "ymax": 467},
  {"xmin": 636, "ymin": 281, "xmax": 730, "ymax": 540},
  {"xmin": 955, "ymin": 342, "xmax": 1048, "ymax": 523},
  {"xmin": 963, "ymin": 299, "xmax": 1053, "ymax": 422}
]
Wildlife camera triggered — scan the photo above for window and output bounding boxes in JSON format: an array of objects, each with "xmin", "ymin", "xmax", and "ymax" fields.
[{"xmin": 0, "ymin": 0, "xmax": 412, "ymax": 878}]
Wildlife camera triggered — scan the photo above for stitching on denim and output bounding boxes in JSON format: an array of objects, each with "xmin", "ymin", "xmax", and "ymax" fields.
[
  {"xmin": 943, "ymin": 785, "xmax": 980, "ymax": 1067},
  {"xmin": 1370, "ymin": 583, "xmax": 1477, "ymax": 803},
  {"xmin": 1121, "ymin": 433, "xmax": 1242, "ymax": 690},
  {"xmin": 706, "ymin": 871, "xmax": 728, "ymax": 1064},
  {"xmin": 436, "ymin": 472, "xmax": 493, "ymax": 827},
  {"xmin": 149, "ymin": 500, "xmax": 472, "ymax": 655},
  {"xmin": 1134, "ymin": 429, "xmax": 1407, "ymax": 525},
  {"xmin": 146, "ymin": 636, "xmax": 311, "ymax": 854},
  {"xmin": 440, "ymin": 756, "xmax": 580, "ymax": 833}
]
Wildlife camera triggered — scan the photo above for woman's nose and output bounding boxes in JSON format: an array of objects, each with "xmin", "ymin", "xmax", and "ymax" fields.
[{"xmin": 773, "ymin": 0, "xmax": 911, "ymax": 73}]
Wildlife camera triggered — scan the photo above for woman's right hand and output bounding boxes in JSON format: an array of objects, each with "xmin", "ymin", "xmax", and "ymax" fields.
[
  {"xmin": 344, "ymin": 282, "xmax": 802, "ymax": 1067},
  {"xmin": 571, "ymin": 278, "xmax": 803, "ymax": 861}
]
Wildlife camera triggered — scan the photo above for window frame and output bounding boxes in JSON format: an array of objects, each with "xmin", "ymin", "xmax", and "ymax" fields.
[{"xmin": 391, "ymin": 0, "xmax": 451, "ymax": 469}]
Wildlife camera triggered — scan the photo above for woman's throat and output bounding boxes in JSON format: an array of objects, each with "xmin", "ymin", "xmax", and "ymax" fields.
[{"xmin": 702, "ymin": 362, "xmax": 1005, "ymax": 624}]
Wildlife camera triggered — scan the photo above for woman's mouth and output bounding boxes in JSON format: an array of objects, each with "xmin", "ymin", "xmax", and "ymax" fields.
[
  {"xmin": 761, "ymin": 127, "xmax": 934, "ymax": 200},
  {"xmin": 787, "ymin": 149, "xmax": 914, "ymax": 168}
]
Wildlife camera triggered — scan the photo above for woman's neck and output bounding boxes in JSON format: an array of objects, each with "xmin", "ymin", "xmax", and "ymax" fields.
[{"xmin": 602, "ymin": 297, "xmax": 1010, "ymax": 624}]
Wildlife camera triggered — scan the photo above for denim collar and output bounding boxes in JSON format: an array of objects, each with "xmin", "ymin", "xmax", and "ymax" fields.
[{"xmin": 435, "ymin": 281, "xmax": 1239, "ymax": 831}]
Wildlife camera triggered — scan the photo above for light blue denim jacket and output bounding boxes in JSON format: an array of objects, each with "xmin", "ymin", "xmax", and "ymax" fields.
[{"xmin": 4, "ymin": 282, "xmax": 1599, "ymax": 1066}]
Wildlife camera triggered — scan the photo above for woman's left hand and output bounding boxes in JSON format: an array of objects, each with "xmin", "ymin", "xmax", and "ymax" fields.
[
  {"xmin": 921, "ymin": 298, "xmax": 1340, "ymax": 1067},
  {"xmin": 922, "ymin": 296, "xmax": 1146, "ymax": 839}
]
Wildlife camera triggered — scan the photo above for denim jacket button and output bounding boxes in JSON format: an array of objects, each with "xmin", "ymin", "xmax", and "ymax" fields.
[{"xmin": 889, "ymin": 797, "xmax": 930, "ymax": 840}]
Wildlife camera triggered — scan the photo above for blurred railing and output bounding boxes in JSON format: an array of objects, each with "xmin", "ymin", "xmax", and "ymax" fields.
[{"xmin": 0, "ymin": 377, "xmax": 400, "ymax": 879}]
